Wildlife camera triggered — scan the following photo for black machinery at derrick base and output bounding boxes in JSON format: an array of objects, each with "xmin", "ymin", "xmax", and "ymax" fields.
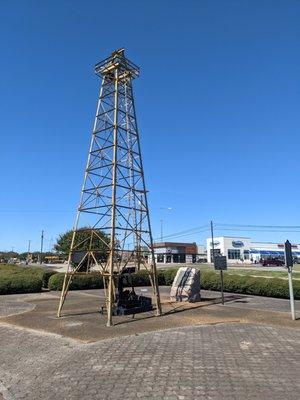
[
  {"xmin": 101, "ymin": 267, "xmax": 153, "ymax": 316},
  {"xmin": 114, "ymin": 267, "xmax": 152, "ymax": 316}
]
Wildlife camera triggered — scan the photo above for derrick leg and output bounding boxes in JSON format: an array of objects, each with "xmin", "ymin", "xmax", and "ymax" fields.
[
  {"xmin": 57, "ymin": 274, "xmax": 73, "ymax": 317},
  {"xmin": 148, "ymin": 267, "xmax": 162, "ymax": 316}
]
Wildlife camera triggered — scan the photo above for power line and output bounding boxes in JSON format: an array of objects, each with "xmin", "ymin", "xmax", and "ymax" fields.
[
  {"xmin": 215, "ymin": 228, "xmax": 300, "ymax": 233},
  {"xmin": 154, "ymin": 230, "xmax": 210, "ymax": 241},
  {"xmin": 215, "ymin": 223, "xmax": 300, "ymax": 229},
  {"xmin": 153, "ymin": 222, "xmax": 300, "ymax": 243},
  {"xmin": 0, "ymin": 210, "xmax": 73, "ymax": 213},
  {"xmin": 153, "ymin": 225, "xmax": 210, "ymax": 241}
]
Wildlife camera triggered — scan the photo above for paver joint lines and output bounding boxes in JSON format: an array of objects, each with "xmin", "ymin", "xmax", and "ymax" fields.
[{"xmin": 0, "ymin": 322, "xmax": 300, "ymax": 400}]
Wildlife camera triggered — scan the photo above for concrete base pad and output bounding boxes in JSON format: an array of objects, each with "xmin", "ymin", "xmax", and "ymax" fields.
[
  {"xmin": 0, "ymin": 287, "xmax": 298, "ymax": 342},
  {"xmin": 0, "ymin": 301, "xmax": 35, "ymax": 317}
]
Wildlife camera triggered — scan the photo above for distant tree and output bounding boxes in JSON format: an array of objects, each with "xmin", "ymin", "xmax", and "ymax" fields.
[
  {"xmin": 54, "ymin": 227, "xmax": 110, "ymax": 258},
  {"xmin": 19, "ymin": 252, "xmax": 28, "ymax": 261}
]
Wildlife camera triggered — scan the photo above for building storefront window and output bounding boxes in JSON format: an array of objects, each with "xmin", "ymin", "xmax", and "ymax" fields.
[
  {"xmin": 179, "ymin": 254, "xmax": 186, "ymax": 263},
  {"xmin": 228, "ymin": 249, "xmax": 240, "ymax": 260},
  {"xmin": 157, "ymin": 254, "xmax": 164, "ymax": 263},
  {"xmin": 172, "ymin": 254, "xmax": 186, "ymax": 263},
  {"xmin": 210, "ymin": 249, "xmax": 221, "ymax": 260},
  {"xmin": 173, "ymin": 254, "xmax": 179, "ymax": 263}
]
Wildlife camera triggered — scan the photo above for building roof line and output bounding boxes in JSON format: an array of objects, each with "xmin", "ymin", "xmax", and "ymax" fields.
[{"xmin": 207, "ymin": 236, "xmax": 251, "ymax": 239}]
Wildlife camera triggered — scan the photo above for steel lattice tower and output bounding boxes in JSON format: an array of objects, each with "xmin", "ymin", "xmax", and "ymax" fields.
[{"xmin": 57, "ymin": 49, "xmax": 162, "ymax": 326}]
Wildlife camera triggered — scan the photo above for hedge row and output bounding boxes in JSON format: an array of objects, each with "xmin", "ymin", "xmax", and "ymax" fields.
[
  {"xmin": 201, "ymin": 271, "xmax": 300, "ymax": 299},
  {"xmin": 48, "ymin": 272, "xmax": 103, "ymax": 291},
  {"xmin": 0, "ymin": 274, "xmax": 42, "ymax": 294},
  {"xmin": 0, "ymin": 264, "xmax": 56, "ymax": 295},
  {"xmin": 48, "ymin": 269, "xmax": 300, "ymax": 300},
  {"xmin": 1, "ymin": 264, "xmax": 300, "ymax": 300},
  {"xmin": 48, "ymin": 269, "xmax": 172, "ymax": 291}
]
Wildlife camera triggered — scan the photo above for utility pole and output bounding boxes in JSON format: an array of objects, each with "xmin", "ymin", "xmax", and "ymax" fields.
[
  {"xmin": 158, "ymin": 207, "xmax": 172, "ymax": 243},
  {"xmin": 27, "ymin": 240, "xmax": 31, "ymax": 265},
  {"xmin": 39, "ymin": 230, "xmax": 44, "ymax": 264}
]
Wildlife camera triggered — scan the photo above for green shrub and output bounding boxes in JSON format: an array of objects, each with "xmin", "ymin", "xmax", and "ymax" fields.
[
  {"xmin": 129, "ymin": 270, "xmax": 150, "ymax": 286},
  {"xmin": 37, "ymin": 270, "xmax": 57, "ymax": 288},
  {"xmin": 157, "ymin": 270, "xmax": 167, "ymax": 285},
  {"xmin": 48, "ymin": 273, "xmax": 64, "ymax": 290},
  {"xmin": 47, "ymin": 267, "xmax": 300, "ymax": 300},
  {"xmin": 0, "ymin": 274, "xmax": 42, "ymax": 294},
  {"xmin": 0, "ymin": 264, "xmax": 57, "ymax": 288},
  {"xmin": 48, "ymin": 269, "xmax": 166, "ymax": 291},
  {"xmin": 0, "ymin": 264, "xmax": 45, "ymax": 294},
  {"xmin": 48, "ymin": 272, "xmax": 104, "ymax": 291},
  {"xmin": 200, "ymin": 271, "xmax": 300, "ymax": 299},
  {"xmin": 162, "ymin": 268, "xmax": 178, "ymax": 286}
]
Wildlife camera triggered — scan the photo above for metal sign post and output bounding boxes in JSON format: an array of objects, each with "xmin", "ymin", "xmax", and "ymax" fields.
[
  {"xmin": 220, "ymin": 270, "xmax": 224, "ymax": 304},
  {"xmin": 284, "ymin": 240, "xmax": 296, "ymax": 320},
  {"xmin": 214, "ymin": 256, "xmax": 227, "ymax": 305},
  {"xmin": 210, "ymin": 221, "xmax": 227, "ymax": 305}
]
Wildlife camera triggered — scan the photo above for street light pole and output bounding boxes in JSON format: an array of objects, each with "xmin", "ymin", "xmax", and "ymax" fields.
[{"xmin": 210, "ymin": 220, "xmax": 215, "ymax": 263}]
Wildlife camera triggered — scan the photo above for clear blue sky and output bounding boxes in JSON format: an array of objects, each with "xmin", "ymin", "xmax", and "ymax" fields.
[{"xmin": 1, "ymin": 0, "xmax": 300, "ymax": 252}]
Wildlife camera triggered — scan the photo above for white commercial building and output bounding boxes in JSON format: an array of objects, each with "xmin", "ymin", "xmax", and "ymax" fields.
[{"xmin": 206, "ymin": 236, "xmax": 300, "ymax": 264}]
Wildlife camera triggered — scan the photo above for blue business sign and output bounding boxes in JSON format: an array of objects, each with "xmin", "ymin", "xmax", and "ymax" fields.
[
  {"xmin": 210, "ymin": 241, "xmax": 220, "ymax": 247},
  {"xmin": 232, "ymin": 240, "xmax": 244, "ymax": 248}
]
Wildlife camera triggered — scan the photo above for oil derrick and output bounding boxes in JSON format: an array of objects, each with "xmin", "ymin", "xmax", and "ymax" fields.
[{"xmin": 57, "ymin": 48, "xmax": 162, "ymax": 326}]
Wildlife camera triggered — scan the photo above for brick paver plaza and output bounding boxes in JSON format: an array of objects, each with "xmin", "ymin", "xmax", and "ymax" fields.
[{"xmin": 0, "ymin": 289, "xmax": 299, "ymax": 399}]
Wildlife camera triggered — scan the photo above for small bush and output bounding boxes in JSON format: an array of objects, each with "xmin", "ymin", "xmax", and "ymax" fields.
[
  {"xmin": 130, "ymin": 270, "xmax": 151, "ymax": 286},
  {"xmin": 0, "ymin": 264, "xmax": 57, "ymax": 288},
  {"xmin": 0, "ymin": 274, "xmax": 42, "ymax": 294},
  {"xmin": 157, "ymin": 270, "xmax": 167, "ymax": 285},
  {"xmin": 48, "ymin": 272, "xmax": 104, "ymax": 291},
  {"xmin": 0, "ymin": 264, "xmax": 45, "ymax": 294},
  {"xmin": 161, "ymin": 268, "xmax": 178, "ymax": 286},
  {"xmin": 38, "ymin": 270, "xmax": 57, "ymax": 288}
]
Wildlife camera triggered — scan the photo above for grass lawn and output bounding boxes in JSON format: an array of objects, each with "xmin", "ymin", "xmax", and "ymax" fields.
[
  {"xmin": 0, "ymin": 263, "xmax": 51, "ymax": 274},
  {"xmin": 194, "ymin": 263, "xmax": 300, "ymax": 280}
]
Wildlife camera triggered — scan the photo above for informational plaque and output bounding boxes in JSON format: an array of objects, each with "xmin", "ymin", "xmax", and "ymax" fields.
[{"xmin": 214, "ymin": 256, "xmax": 227, "ymax": 271}]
